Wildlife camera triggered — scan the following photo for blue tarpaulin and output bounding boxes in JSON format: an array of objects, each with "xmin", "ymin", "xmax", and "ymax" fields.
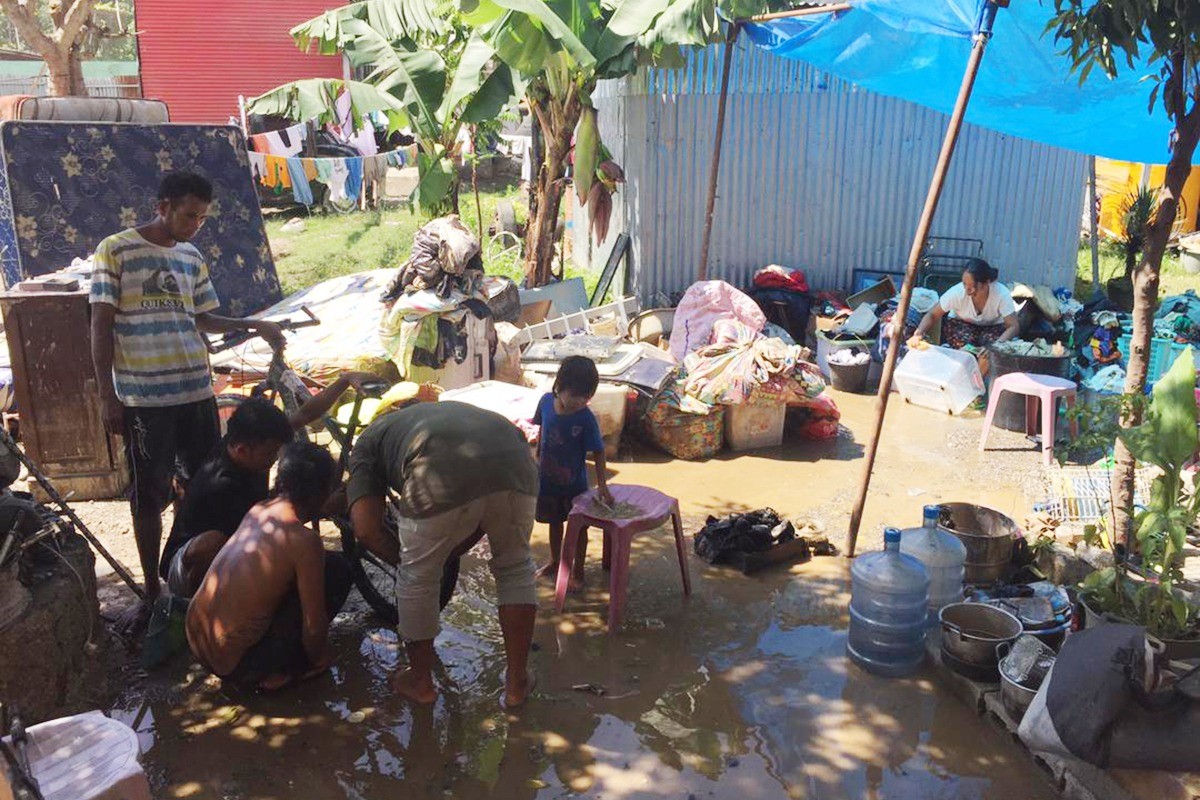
[{"xmin": 744, "ymin": 0, "xmax": 1175, "ymax": 164}]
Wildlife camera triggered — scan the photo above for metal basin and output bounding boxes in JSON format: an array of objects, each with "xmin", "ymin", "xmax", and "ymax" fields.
[
  {"xmin": 938, "ymin": 503, "xmax": 1018, "ymax": 585},
  {"xmin": 939, "ymin": 602, "xmax": 1022, "ymax": 666}
]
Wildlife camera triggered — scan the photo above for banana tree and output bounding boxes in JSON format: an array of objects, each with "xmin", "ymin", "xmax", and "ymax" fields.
[
  {"xmin": 249, "ymin": 0, "xmax": 522, "ymax": 216},
  {"xmin": 462, "ymin": 0, "xmax": 722, "ymax": 286}
]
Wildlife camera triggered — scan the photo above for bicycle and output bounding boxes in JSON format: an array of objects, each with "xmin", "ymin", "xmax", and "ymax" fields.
[{"xmin": 208, "ymin": 318, "xmax": 402, "ymax": 625}]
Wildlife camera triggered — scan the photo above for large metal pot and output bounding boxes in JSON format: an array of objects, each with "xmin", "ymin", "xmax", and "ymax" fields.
[
  {"xmin": 938, "ymin": 503, "xmax": 1018, "ymax": 585},
  {"xmin": 939, "ymin": 602, "xmax": 1022, "ymax": 666}
]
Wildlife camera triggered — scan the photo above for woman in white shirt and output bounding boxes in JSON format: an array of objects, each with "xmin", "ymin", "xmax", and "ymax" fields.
[{"xmin": 908, "ymin": 259, "xmax": 1020, "ymax": 350}]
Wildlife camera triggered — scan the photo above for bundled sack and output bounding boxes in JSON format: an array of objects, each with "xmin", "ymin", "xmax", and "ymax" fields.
[
  {"xmin": 1018, "ymin": 624, "xmax": 1200, "ymax": 770},
  {"xmin": 668, "ymin": 280, "xmax": 766, "ymax": 362}
]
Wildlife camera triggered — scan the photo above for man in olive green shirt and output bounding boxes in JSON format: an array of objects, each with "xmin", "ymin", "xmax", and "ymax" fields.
[{"xmin": 348, "ymin": 402, "xmax": 538, "ymax": 708}]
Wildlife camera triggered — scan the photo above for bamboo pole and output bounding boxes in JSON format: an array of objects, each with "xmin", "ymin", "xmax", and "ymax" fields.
[
  {"xmin": 846, "ymin": 4, "xmax": 1003, "ymax": 556},
  {"xmin": 698, "ymin": 24, "xmax": 740, "ymax": 282},
  {"xmin": 747, "ymin": 3, "xmax": 852, "ymax": 23}
]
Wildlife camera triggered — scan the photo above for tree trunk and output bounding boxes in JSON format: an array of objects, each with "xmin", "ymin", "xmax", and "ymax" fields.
[
  {"xmin": 1111, "ymin": 103, "xmax": 1200, "ymax": 542},
  {"xmin": 524, "ymin": 92, "xmax": 580, "ymax": 287},
  {"xmin": 45, "ymin": 47, "xmax": 85, "ymax": 95}
]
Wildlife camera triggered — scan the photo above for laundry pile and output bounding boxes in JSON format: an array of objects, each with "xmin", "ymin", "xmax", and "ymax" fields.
[
  {"xmin": 381, "ymin": 216, "xmax": 483, "ymax": 301},
  {"xmin": 681, "ymin": 318, "xmax": 825, "ymax": 406},
  {"xmin": 377, "ymin": 216, "xmax": 497, "ymax": 381}
]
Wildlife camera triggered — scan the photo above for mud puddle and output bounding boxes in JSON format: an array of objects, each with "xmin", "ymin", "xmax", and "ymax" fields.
[{"xmin": 111, "ymin": 552, "xmax": 1056, "ymax": 800}]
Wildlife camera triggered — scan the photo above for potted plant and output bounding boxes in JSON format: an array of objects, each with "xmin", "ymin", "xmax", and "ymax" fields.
[
  {"xmin": 1076, "ymin": 349, "xmax": 1200, "ymax": 657},
  {"xmin": 1105, "ymin": 187, "xmax": 1158, "ymax": 312}
]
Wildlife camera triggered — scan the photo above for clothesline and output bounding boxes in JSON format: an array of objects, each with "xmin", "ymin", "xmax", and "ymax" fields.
[{"xmin": 248, "ymin": 147, "xmax": 414, "ymax": 207}]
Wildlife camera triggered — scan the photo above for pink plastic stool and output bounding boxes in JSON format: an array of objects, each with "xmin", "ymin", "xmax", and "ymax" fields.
[
  {"xmin": 554, "ymin": 484, "xmax": 691, "ymax": 632},
  {"xmin": 979, "ymin": 372, "xmax": 1078, "ymax": 465}
]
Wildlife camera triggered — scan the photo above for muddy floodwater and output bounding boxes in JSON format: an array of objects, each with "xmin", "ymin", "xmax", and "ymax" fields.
[{"xmin": 96, "ymin": 393, "xmax": 1058, "ymax": 799}]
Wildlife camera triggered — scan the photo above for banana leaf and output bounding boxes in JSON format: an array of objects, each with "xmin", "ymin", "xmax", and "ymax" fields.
[{"xmin": 247, "ymin": 79, "xmax": 406, "ymax": 128}]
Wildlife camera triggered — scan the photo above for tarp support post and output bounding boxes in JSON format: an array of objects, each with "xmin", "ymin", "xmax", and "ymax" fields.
[
  {"xmin": 846, "ymin": 1, "xmax": 1004, "ymax": 556},
  {"xmin": 698, "ymin": 23, "xmax": 740, "ymax": 282}
]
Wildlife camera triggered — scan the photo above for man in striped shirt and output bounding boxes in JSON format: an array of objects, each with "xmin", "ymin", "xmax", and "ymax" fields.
[{"xmin": 90, "ymin": 171, "xmax": 284, "ymax": 634}]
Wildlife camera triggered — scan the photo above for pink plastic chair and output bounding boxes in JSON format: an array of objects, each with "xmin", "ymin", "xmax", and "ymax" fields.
[
  {"xmin": 554, "ymin": 484, "xmax": 691, "ymax": 632},
  {"xmin": 979, "ymin": 372, "xmax": 1078, "ymax": 465}
]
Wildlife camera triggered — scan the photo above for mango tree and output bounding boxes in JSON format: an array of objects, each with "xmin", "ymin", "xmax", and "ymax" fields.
[
  {"xmin": 250, "ymin": 0, "xmax": 522, "ymax": 216},
  {"xmin": 1046, "ymin": 0, "xmax": 1200, "ymax": 540}
]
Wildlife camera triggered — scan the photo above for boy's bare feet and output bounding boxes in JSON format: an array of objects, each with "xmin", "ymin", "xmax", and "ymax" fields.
[
  {"xmin": 567, "ymin": 571, "xmax": 585, "ymax": 593},
  {"xmin": 501, "ymin": 667, "xmax": 536, "ymax": 710},
  {"xmin": 391, "ymin": 667, "xmax": 437, "ymax": 705}
]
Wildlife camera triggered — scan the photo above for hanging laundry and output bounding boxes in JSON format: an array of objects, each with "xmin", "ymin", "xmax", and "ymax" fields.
[
  {"xmin": 302, "ymin": 159, "xmax": 318, "ymax": 181},
  {"xmin": 247, "ymin": 151, "xmax": 267, "ymax": 182},
  {"xmin": 286, "ymin": 157, "xmax": 313, "ymax": 206},
  {"xmin": 250, "ymin": 122, "xmax": 307, "ymax": 156},
  {"xmin": 313, "ymin": 158, "xmax": 334, "ymax": 186},
  {"xmin": 345, "ymin": 157, "xmax": 363, "ymax": 201},
  {"xmin": 328, "ymin": 159, "xmax": 350, "ymax": 202}
]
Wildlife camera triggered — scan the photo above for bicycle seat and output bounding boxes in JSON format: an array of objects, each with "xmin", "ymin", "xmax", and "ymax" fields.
[{"xmin": 359, "ymin": 380, "xmax": 391, "ymax": 398}]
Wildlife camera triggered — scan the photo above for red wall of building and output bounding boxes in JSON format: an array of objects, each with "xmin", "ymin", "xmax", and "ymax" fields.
[{"xmin": 135, "ymin": 0, "xmax": 344, "ymax": 124}]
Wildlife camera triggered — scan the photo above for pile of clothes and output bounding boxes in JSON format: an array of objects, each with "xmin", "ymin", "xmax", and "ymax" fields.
[
  {"xmin": 378, "ymin": 216, "xmax": 496, "ymax": 379},
  {"xmin": 681, "ymin": 318, "xmax": 825, "ymax": 406},
  {"xmin": 694, "ymin": 508, "xmax": 837, "ymax": 574}
]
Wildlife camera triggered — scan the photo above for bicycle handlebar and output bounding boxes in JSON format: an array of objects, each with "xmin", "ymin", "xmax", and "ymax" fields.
[{"xmin": 205, "ymin": 306, "xmax": 321, "ymax": 354}]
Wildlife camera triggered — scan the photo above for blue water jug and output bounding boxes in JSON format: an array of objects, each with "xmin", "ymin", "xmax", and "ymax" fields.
[{"xmin": 847, "ymin": 527, "xmax": 930, "ymax": 677}]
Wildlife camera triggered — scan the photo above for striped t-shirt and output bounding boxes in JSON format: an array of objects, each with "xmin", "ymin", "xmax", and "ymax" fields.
[{"xmin": 89, "ymin": 228, "xmax": 221, "ymax": 407}]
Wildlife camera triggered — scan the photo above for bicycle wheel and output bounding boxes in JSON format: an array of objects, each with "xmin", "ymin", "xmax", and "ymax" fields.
[
  {"xmin": 216, "ymin": 393, "xmax": 247, "ymax": 436},
  {"xmin": 335, "ymin": 514, "xmax": 400, "ymax": 625}
]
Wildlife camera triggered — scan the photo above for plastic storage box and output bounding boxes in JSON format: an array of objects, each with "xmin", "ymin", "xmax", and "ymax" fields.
[
  {"xmin": 589, "ymin": 383, "xmax": 628, "ymax": 459},
  {"xmin": 816, "ymin": 330, "xmax": 872, "ymax": 379},
  {"xmin": 1117, "ymin": 333, "xmax": 1199, "ymax": 384},
  {"xmin": 725, "ymin": 401, "xmax": 787, "ymax": 451},
  {"xmin": 894, "ymin": 346, "xmax": 984, "ymax": 415}
]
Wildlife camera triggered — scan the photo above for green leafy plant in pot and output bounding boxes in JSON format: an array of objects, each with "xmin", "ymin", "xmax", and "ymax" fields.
[{"xmin": 1078, "ymin": 349, "xmax": 1200, "ymax": 651}]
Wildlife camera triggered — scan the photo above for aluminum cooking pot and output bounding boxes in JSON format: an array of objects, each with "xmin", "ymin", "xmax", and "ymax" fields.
[{"xmin": 939, "ymin": 602, "xmax": 1023, "ymax": 666}]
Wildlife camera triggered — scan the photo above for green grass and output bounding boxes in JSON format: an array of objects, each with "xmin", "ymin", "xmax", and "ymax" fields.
[
  {"xmin": 264, "ymin": 177, "xmax": 601, "ymax": 298},
  {"xmin": 1075, "ymin": 241, "xmax": 1200, "ymax": 300}
]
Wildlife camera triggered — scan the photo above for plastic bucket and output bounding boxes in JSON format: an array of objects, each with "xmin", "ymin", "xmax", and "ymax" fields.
[{"xmin": 828, "ymin": 360, "xmax": 870, "ymax": 393}]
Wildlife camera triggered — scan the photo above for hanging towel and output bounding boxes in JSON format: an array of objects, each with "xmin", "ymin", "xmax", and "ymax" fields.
[
  {"xmin": 263, "ymin": 126, "xmax": 305, "ymax": 157},
  {"xmin": 302, "ymin": 159, "xmax": 318, "ymax": 181},
  {"xmin": 313, "ymin": 157, "xmax": 334, "ymax": 186},
  {"xmin": 328, "ymin": 159, "xmax": 350, "ymax": 202},
  {"xmin": 286, "ymin": 157, "xmax": 313, "ymax": 206},
  {"xmin": 362, "ymin": 153, "xmax": 383, "ymax": 184},
  {"xmin": 345, "ymin": 157, "xmax": 363, "ymax": 201},
  {"xmin": 249, "ymin": 133, "xmax": 272, "ymax": 154},
  {"xmin": 248, "ymin": 151, "xmax": 267, "ymax": 182}
]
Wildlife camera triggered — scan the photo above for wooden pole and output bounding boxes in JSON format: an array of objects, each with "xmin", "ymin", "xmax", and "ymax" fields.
[
  {"xmin": 747, "ymin": 3, "xmax": 851, "ymax": 23},
  {"xmin": 698, "ymin": 24, "xmax": 740, "ymax": 282},
  {"xmin": 1089, "ymin": 157, "xmax": 1101, "ymax": 297},
  {"xmin": 846, "ymin": 4, "xmax": 1002, "ymax": 556}
]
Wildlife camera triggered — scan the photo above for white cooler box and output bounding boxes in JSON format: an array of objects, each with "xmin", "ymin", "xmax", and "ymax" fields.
[{"xmin": 894, "ymin": 346, "xmax": 984, "ymax": 415}]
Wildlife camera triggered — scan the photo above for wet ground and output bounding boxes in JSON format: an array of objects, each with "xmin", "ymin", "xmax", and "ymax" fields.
[{"xmin": 85, "ymin": 391, "xmax": 1060, "ymax": 799}]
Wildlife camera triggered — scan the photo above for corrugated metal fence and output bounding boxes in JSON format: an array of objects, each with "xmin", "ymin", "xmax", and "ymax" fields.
[
  {"xmin": 0, "ymin": 75, "xmax": 141, "ymax": 98},
  {"xmin": 573, "ymin": 41, "xmax": 1088, "ymax": 302}
]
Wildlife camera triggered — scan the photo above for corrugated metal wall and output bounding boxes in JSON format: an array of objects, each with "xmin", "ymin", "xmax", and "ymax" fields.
[
  {"xmin": 573, "ymin": 41, "xmax": 1088, "ymax": 302},
  {"xmin": 135, "ymin": 0, "xmax": 343, "ymax": 123}
]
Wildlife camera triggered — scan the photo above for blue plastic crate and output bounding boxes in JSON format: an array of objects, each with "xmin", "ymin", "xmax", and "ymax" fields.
[{"xmin": 1117, "ymin": 334, "xmax": 1186, "ymax": 384}]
